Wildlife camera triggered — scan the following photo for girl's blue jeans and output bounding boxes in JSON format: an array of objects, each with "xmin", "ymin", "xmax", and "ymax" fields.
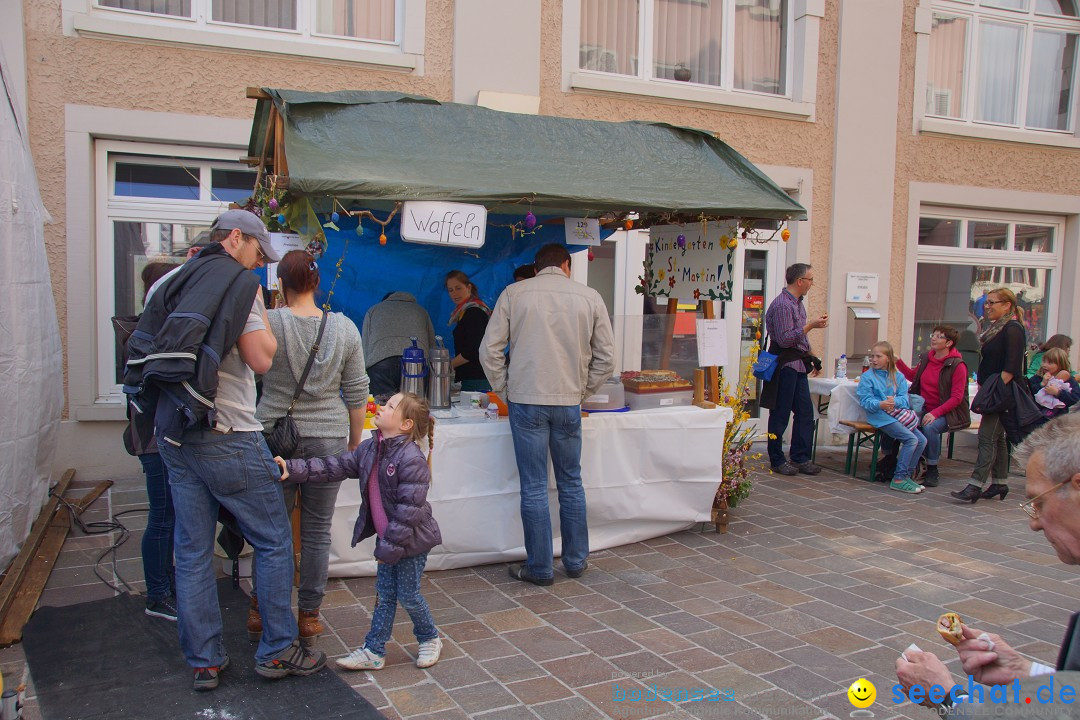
[
  {"xmin": 364, "ymin": 551, "xmax": 438, "ymax": 656},
  {"xmin": 878, "ymin": 421, "xmax": 927, "ymax": 479}
]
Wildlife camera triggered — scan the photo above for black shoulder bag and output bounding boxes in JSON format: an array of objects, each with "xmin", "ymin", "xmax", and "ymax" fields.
[{"xmin": 263, "ymin": 312, "xmax": 328, "ymax": 458}]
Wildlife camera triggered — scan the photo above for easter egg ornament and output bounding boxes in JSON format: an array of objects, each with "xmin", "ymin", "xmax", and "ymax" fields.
[{"xmin": 524, "ymin": 211, "xmax": 537, "ymax": 230}]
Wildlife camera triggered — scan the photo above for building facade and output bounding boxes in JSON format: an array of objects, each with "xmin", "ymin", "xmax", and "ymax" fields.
[{"xmin": 5, "ymin": 0, "xmax": 1078, "ymax": 478}]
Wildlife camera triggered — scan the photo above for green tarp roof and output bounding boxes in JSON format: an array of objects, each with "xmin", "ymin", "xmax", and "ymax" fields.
[{"xmin": 249, "ymin": 89, "xmax": 806, "ymax": 221}]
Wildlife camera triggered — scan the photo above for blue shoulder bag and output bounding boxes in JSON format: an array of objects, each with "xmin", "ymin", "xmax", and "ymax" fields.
[{"xmin": 752, "ymin": 333, "xmax": 780, "ymax": 382}]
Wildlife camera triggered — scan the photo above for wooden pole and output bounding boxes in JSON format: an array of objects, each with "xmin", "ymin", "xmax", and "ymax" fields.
[
  {"xmin": 659, "ymin": 299, "xmax": 678, "ymax": 370},
  {"xmin": 702, "ymin": 301, "xmax": 720, "ymax": 403}
]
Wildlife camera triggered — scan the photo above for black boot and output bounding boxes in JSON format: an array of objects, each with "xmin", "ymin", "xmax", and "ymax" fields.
[
  {"xmin": 923, "ymin": 465, "xmax": 939, "ymax": 488},
  {"xmin": 950, "ymin": 484, "xmax": 981, "ymax": 504},
  {"xmin": 980, "ymin": 483, "xmax": 1009, "ymax": 501}
]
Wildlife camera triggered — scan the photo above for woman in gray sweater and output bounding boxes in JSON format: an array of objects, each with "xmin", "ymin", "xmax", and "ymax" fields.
[{"xmin": 255, "ymin": 250, "xmax": 369, "ymax": 646}]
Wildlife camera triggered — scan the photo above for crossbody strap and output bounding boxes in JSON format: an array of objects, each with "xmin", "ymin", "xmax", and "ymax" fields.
[{"xmin": 287, "ymin": 311, "xmax": 329, "ymax": 415}]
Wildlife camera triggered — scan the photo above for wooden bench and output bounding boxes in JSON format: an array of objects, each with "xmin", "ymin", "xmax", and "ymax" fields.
[{"xmin": 839, "ymin": 420, "xmax": 882, "ymax": 481}]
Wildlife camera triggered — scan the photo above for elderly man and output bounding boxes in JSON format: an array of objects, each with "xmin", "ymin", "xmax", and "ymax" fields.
[
  {"xmin": 895, "ymin": 414, "xmax": 1080, "ymax": 716},
  {"xmin": 481, "ymin": 243, "xmax": 615, "ymax": 586}
]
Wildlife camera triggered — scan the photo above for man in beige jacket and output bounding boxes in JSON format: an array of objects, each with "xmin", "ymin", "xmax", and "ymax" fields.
[{"xmin": 481, "ymin": 243, "xmax": 615, "ymax": 586}]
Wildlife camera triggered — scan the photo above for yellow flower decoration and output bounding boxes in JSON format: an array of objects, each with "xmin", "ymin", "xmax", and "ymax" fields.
[{"xmin": 658, "ymin": 269, "xmax": 666, "ymax": 280}]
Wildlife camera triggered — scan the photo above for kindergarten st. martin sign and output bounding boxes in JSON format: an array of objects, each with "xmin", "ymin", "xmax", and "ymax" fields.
[{"xmin": 642, "ymin": 224, "xmax": 735, "ymax": 302}]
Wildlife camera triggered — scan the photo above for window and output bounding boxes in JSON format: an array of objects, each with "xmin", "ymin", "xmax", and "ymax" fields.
[
  {"xmin": 926, "ymin": 1, "xmax": 1079, "ymax": 132},
  {"xmin": 912, "ymin": 209, "xmax": 1063, "ymax": 366},
  {"xmin": 579, "ymin": 0, "xmax": 791, "ymax": 96},
  {"xmin": 92, "ymin": 0, "xmax": 400, "ymax": 44},
  {"xmin": 95, "ymin": 143, "xmax": 257, "ymax": 397}
]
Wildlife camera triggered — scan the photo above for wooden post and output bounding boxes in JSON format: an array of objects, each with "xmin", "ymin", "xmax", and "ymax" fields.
[
  {"xmin": 702, "ymin": 301, "xmax": 720, "ymax": 403},
  {"xmin": 658, "ymin": 300, "xmax": 679, "ymax": 370},
  {"xmin": 712, "ymin": 494, "xmax": 729, "ymax": 534}
]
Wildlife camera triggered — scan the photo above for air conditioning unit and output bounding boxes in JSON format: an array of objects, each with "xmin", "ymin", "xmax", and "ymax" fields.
[{"xmin": 927, "ymin": 88, "xmax": 953, "ymax": 117}]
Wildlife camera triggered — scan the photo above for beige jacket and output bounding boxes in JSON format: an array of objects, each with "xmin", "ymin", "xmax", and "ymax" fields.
[{"xmin": 481, "ymin": 266, "xmax": 615, "ymax": 405}]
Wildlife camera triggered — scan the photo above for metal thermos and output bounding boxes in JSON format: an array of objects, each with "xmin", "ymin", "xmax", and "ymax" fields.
[
  {"xmin": 427, "ymin": 336, "xmax": 452, "ymax": 410},
  {"xmin": 1, "ymin": 689, "xmax": 20, "ymax": 720},
  {"xmin": 400, "ymin": 337, "xmax": 427, "ymax": 397}
]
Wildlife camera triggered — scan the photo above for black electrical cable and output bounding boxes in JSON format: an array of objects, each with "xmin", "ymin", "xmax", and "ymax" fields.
[{"xmin": 50, "ymin": 488, "xmax": 150, "ymax": 595}]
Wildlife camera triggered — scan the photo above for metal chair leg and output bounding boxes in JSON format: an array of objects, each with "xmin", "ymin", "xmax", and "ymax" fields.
[{"xmin": 947, "ymin": 431, "xmax": 954, "ymax": 460}]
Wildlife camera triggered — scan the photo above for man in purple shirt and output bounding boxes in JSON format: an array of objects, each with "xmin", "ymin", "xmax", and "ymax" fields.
[{"xmin": 763, "ymin": 263, "xmax": 828, "ymax": 476}]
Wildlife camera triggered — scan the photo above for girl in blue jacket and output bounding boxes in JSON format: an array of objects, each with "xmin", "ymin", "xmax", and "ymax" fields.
[
  {"xmin": 275, "ymin": 392, "xmax": 443, "ymax": 672},
  {"xmin": 856, "ymin": 341, "xmax": 927, "ymax": 494}
]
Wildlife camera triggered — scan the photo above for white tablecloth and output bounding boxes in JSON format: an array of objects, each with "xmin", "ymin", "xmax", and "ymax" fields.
[
  {"xmin": 328, "ymin": 405, "xmax": 733, "ymax": 577},
  {"xmin": 808, "ymin": 377, "xmax": 980, "ymax": 435}
]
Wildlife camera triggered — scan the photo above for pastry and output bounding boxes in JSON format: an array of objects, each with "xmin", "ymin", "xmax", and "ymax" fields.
[{"xmin": 937, "ymin": 612, "xmax": 964, "ymax": 646}]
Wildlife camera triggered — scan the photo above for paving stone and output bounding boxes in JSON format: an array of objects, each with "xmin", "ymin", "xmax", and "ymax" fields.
[
  {"xmin": 479, "ymin": 653, "xmax": 546, "ymax": 683},
  {"xmin": 742, "ymin": 580, "xmax": 814, "ymax": 607},
  {"xmin": 502, "ymin": 626, "xmax": 587, "ymax": 662},
  {"xmin": 740, "ymin": 688, "xmax": 823, "ymax": 720},
  {"xmin": 778, "ymin": 644, "xmax": 866, "ymax": 683},
  {"xmin": 532, "ymin": 696, "xmax": 607, "ymax": 720},
  {"xmin": 725, "ymin": 647, "xmax": 791, "ymax": 674},
  {"xmin": 797, "ymin": 626, "xmax": 877, "ymax": 655},
  {"xmin": 945, "ymin": 598, "xmax": 1035, "ymax": 626},
  {"xmin": 473, "ymin": 708, "xmax": 539, "ymax": 720},
  {"xmin": 562, "ymin": 591, "xmax": 622, "ymax": 613},
  {"xmin": 697, "ymin": 610, "xmax": 770, "ymax": 635},
  {"xmin": 384, "ymin": 682, "xmax": 457, "ymax": 715},
  {"xmin": 629, "ymin": 627, "xmax": 696, "ymax": 655},
  {"xmin": 479, "ymin": 607, "xmax": 544, "ymax": 633},
  {"xmin": 574, "ymin": 629, "xmax": 643, "ymax": 657},
  {"xmin": 424, "ymin": 655, "xmax": 492, "ymax": 690},
  {"xmin": 458, "ymin": 636, "xmax": 520, "ymax": 661},
  {"xmin": 516, "ymin": 592, "xmax": 573, "ymax": 615},
  {"xmin": 693, "ymin": 664, "xmax": 774, "ymax": 697},
  {"xmin": 610, "ymin": 650, "xmax": 677, "ymax": 677},
  {"xmin": 593, "ymin": 608, "xmax": 660, "ymax": 635},
  {"xmin": 759, "ymin": 664, "xmax": 839, "ymax": 699},
  {"xmin": 541, "ymin": 609, "xmax": 606, "ymax": 634},
  {"xmin": 453, "ymin": 590, "xmax": 520, "ymax": 615},
  {"xmin": 577, "ymin": 679, "xmax": 674, "ymax": 720},
  {"xmin": 506, "ymin": 675, "xmax": 575, "ymax": 705}
]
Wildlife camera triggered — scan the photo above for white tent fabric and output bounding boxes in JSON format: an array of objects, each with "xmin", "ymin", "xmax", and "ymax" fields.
[{"xmin": 0, "ymin": 50, "xmax": 64, "ymax": 569}]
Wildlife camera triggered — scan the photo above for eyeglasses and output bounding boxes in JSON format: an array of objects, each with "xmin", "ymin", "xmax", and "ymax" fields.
[
  {"xmin": 984, "ymin": 299, "xmax": 1008, "ymax": 306},
  {"xmin": 930, "ymin": 333, "xmax": 947, "ymax": 340},
  {"xmin": 244, "ymin": 234, "xmax": 266, "ymax": 262},
  {"xmin": 1020, "ymin": 479, "xmax": 1071, "ymax": 520},
  {"xmin": 800, "ymin": 277, "xmax": 815, "ymax": 283}
]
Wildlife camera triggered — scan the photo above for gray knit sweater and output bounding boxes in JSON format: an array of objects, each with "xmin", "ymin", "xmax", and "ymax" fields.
[
  {"xmin": 361, "ymin": 292, "xmax": 437, "ymax": 367},
  {"xmin": 256, "ymin": 309, "xmax": 369, "ymax": 439}
]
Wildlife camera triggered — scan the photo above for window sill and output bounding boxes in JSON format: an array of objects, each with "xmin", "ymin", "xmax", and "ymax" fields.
[
  {"xmin": 920, "ymin": 117, "xmax": 1080, "ymax": 150},
  {"xmin": 74, "ymin": 402, "xmax": 126, "ymax": 422},
  {"xmin": 570, "ymin": 72, "xmax": 814, "ymax": 121},
  {"xmin": 72, "ymin": 13, "xmax": 418, "ymax": 70}
]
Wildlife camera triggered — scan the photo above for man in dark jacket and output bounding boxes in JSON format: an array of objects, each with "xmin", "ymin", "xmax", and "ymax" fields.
[
  {"xmin": 148, "ymin": 210, "xmax": 327, "ymax": 690},
  {"xmin": 896, "ymin": 415, "xmax": 1080, "ymax": 715}
]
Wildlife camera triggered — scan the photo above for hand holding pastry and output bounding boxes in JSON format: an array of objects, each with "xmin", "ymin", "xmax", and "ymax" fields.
[{"xmin": 937, "ymin": 612, "xmax": 964, "ymax": 646}]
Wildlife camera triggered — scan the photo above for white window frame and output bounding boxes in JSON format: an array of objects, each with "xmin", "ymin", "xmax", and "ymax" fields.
[
  {"xmin": 94, "ymin": 141, "xmax": 247, "ymax": 403},
  {"xmin": 62, "ymin": 0, "xmax": 426, "ymax": 70},
  {"xmin": 914, "ymin": 0, "xmax": 1080, "ymax": 147},
  {"xmin": 912, "ymin": 205, "xmax": 1065, "ymax": 357},
  {"xmin": 563, "ymin": 0, "xmax": 822, "ymax": 120}
]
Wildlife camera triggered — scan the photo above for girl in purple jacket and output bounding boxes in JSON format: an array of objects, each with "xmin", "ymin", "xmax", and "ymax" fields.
[{"xmin": 275, "ymin": 392, "xmax": 442, "ymax": 671}]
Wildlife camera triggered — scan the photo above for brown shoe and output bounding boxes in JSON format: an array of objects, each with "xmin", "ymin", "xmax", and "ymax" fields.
[
  {"xmin": 247, "ymin": 594, "xmax": 262, "ymax": 642},
  {"xmin": 298, "ymin": 609, "xmax": 323, "ymax": 648}
]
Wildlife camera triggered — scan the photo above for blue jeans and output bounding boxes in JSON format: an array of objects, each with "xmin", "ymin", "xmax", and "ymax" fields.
[
  {"xmin": 767, "ymin": 368, "xmax": 814, "ymax": 467},
  {"xmin": 878, "ymin": 421, "xmax": 927, "ymax": 480},
  {"xmin": 507, "ymin": 402, "xmax": 589, "ymax": 580},
  {"xmin": 366, "ymin": 356, "xmax": 401, "ymax": 398},
  {"xmin": 364, "ymin": 551, "xmax": 437, "ymax": 656},
  {"xmin": 921, "ymin": 415, "xmax": 950, "ymax": 465},
  {"xmin": 159, "ymin": 430, "xmax": 296, "ymax": 667},
  {"xmin": 138, "ymin": 453, "xmax": 175, "ymax": 601}
]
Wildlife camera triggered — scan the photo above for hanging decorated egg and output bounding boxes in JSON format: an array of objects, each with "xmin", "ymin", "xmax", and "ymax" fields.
[
  {"xmin": 524, "ymin": 212, "xmax": 537, "ymax": 230},
  {"xmin": 331, "ymin": 212, "xmax": 340, "ymax": 223},
  {"xmin": 587, "ymin": 249, "xmax": 595, "ymax": 262},
  {"xmin": 276, "ymin": 213, "xmax": 286, "ymax": 225},
  {"xmin": 268, "ymin": 198, "xmax": 279, "ymax": 211},
  {"xmin": 624, "ymin": 219, "xmax": 633, "ymax": 230},
  {"xmin": 781, "ymin": 228, "xmax": 791, "ymax": 242},
  {"xmin": 379, "ymin": 233, "xmax": 387, "ymax": 246},
  {"xmin": 676, "ymin": 234, "xmax": 686, "ymax": 249}
]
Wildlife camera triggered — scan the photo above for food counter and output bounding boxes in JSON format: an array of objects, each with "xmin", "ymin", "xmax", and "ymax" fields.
[{"xmin": 327, "ymin": 405, "xmax": 732, "ymax": 577}]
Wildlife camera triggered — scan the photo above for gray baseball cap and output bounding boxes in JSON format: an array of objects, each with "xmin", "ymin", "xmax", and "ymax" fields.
[{"xmin": 211, "ymin": 209, "xmax": 280, "ymax": 262}]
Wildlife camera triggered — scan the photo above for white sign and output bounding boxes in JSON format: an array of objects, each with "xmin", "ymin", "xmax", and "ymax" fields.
[
  {"xmin": 401, "ymin": 201, "xmax": 487, "ymax": 248},
  {"xmin": 845, "ymin": 272, "xmax": 879, "ymax": 303},
  {"xmin": 265, "ymin": 232, "xmax": 306, "ymax": 289},
  {"xmin": 695, "ymin": 319, "xmax": 729, "ymax": 368},
  {"xmin": 644, "ymin": 225, "xmax": 735, "ymax": 301},
  {"xmin": 564, "ymin": 217, "xmax": 601, "ymax": 246}
]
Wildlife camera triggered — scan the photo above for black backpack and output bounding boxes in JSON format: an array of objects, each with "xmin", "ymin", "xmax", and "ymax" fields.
[{"xmin": 874, "ymin": 441, "xmax": 927, "ymax": 484}]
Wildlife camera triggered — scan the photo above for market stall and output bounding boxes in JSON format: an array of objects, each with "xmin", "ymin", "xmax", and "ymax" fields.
[
  {"xmin": 329, "ymin": 405, "xmax": 732, "ymax": 576},
  {"xmin": 244, "ymin": 89, "xmax": 806, "ymax": 573}
]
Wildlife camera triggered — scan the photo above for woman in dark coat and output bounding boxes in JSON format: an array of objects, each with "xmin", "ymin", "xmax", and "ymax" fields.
[
  {"xmin": 445, "ymin": 270, "xmax": 491, "ymax": 392},
  {"xmin": 951, "ymin": 288, "xmax": 1026, "ymax": 504}
]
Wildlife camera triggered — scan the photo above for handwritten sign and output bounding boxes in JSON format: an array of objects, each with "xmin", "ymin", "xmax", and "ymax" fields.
[
  {"xmin": 642, "ymin": 225, "xmax": 735, "ymax": 301},
  {"xmin": 564, "ymin": 217, "xmax": 601, "ymax": 246},
  {"xmin": 845, "ymin": 272, "xmax": 879, "ymax": 303},
  {"xmin": 401, "ymin": 201, "xmax": 487, "ymax": 248},
  {"xmin": 695, "ymin": 319, "xmax": 729, "ymax": 367}
]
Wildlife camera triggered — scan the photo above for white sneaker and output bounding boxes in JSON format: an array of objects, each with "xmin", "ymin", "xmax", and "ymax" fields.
[
  {"xmin": 415, "ymin": 637, "xmax": 442, "ymax": 669},
  {"xmin": 336, "ymin": 646, "xmax": 385, "ymax": 671}
]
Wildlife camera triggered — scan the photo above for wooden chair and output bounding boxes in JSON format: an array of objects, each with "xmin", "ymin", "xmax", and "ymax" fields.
[{"xmin": 840, "ymin": 420, "xmax": 882, "ymax": 481}]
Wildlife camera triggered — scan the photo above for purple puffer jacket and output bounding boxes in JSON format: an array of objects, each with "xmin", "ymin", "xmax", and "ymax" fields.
[{"xmin": 285, "ymin": 432, "xmax": 441, "ymax": 564}]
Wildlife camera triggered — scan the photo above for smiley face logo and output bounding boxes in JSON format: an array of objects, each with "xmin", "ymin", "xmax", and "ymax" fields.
[{"xmin": 848, "ymin": 678, "xmax": 876, "ymax": 708}]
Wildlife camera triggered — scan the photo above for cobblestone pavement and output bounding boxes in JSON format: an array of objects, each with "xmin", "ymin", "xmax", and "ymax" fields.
[{"xmin": 1, "ymin": 444, "xmax": 1074, "ymax": 720}]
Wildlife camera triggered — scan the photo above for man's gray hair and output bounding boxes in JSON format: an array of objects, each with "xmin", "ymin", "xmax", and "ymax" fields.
[
  {"xmin": 1014, "ymin": 414, "xmax": 1080, "ymax": 483},
  {"xmin": 785, "ymin": 263, "xmax": 812, "ymax": 285}
]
